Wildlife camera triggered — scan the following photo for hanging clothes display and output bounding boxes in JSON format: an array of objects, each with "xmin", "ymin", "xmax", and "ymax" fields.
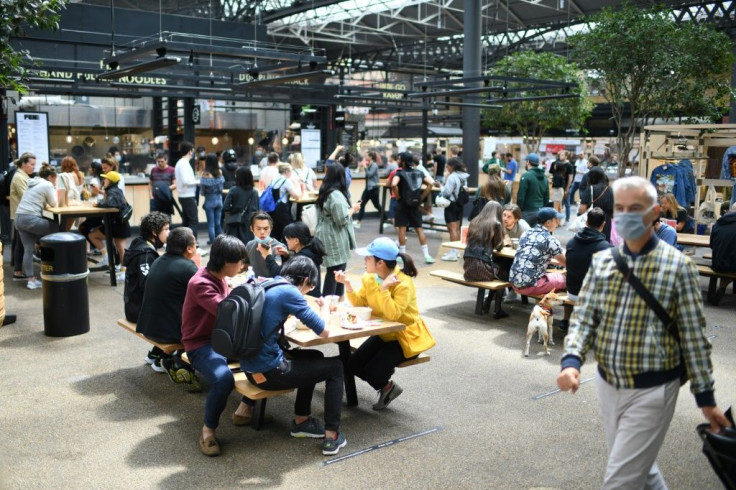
[
  {"xmin": 677, "ymin": 159, "xmax": 696, "ymax": 205},
  {"xmin": 650, "ymin": 161, "xmax": 688, "ymax": 206},
  {"xmin": 720, "ymin": 146, "xmax": 736, "ymax": 208}
]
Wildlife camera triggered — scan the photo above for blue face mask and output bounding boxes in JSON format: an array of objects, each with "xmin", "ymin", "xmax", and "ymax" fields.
[
  {"xmin": 614, "ymin": 205, "xmax": 654, "ymax": 240},
  {"xmin": 374, "ymin": 274, "xmax": 383, "ymax": 286},
  {"xmin": 254, "ymin": 236, "xmax": 271, "ymax": 246}
]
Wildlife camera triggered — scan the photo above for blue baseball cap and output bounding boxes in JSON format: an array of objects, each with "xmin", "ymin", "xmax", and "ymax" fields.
[
  {"xmin": 537, "ymin": 207, "xmax": 564, "ymax": 223},
  {"xmin": 355, "ymin": 237, "xmax": 399, "ymax": 261},
  {"xmin": 526, "ymin": 153, "xmax": 540, "ymax": 165}
]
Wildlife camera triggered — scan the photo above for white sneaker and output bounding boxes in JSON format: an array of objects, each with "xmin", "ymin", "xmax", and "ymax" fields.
[
  {"xmin": 26, "ymin": 279, "xmax": 42, "ymax": 290},
  {"xmin": 441, "ymin": 252, "xmax": 458, "ymax": 262},
  {"xmin": 424, "ymin": 255, "xmax": 435, "ymax": 264},
  {"xmin": 116, "ymin": 272, "xmax": 126, "ymax": 282},
  {"xmin": 352, "ymin": 221, "xmax": 361, "ymax": 229},
  {"xmin": 503, "ymin": 289, "xmax": 519, "ymax": 303},
  {"xmin": 98, "ymin": 255, "xmax": 109, "ymax": 267},
  {"xmin": 422, "ymin": 214, "xmax": 435, "ymax": 223},
  {"xmin": 196, "ymin": 247, "xmax": 209, "ymax": 257}
]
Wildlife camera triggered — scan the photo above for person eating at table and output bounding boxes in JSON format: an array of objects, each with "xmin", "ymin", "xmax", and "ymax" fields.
[
  {"xmin": 335, "ymin": 237, "xmax": 436, "ymax": 411},
  {"xmin": 239, "ymin": 256, "xmax": 348, "ymax": 456},
  {"xmin": 89, "ymin": 170, "xmax": 131, "ymax": 276}
]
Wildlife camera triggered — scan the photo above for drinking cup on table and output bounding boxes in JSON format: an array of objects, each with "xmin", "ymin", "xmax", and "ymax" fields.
[
  {"xmin": 325, "ymin": 295, "xmax": 340, "ymax": 313},
  {"xmin": 511, "ymin": 238, "xmax": 519, "ymax": 250}
]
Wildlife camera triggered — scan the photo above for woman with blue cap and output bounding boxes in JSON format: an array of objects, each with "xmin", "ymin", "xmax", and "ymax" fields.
[{"xmin": 335, "ymin": 237, "xmax": 435, "ymax": 410}]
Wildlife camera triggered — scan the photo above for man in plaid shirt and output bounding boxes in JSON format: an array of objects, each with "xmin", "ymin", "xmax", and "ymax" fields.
[{"xmin": 557, "ymin": 176, "xmax": 730, "ymax": 489}]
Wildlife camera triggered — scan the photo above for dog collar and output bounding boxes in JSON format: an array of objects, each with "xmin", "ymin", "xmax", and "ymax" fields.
[{"xmin": 538, "ymin": 305, "xmax": 553, "ymax": 316}]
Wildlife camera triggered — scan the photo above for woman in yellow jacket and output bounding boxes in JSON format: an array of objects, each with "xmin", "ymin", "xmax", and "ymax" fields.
[{"xmin": 335, "ymin": 237, "xmax": 435, "ymax": 410}]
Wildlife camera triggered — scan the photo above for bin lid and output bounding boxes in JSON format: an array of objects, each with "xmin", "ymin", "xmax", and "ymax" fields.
[{"xmin": 40, "ymin": 232, "xmax": 87, "ymax": 245}]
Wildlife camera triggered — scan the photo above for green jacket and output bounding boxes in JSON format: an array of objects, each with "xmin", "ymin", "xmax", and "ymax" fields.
[
  {"xmin": 315, "ymin": 191, "xmax": 356, "ymax": 268},
  {"xmin": 517, "ymin": 166, "xmax": 549, "ymax": 212}
]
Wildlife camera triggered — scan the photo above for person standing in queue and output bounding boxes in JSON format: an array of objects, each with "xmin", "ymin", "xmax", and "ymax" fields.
[
  {"xmin": 336, "ymin": 237, "xmax": 435, "ymax": 411},
  {"xmin": 175, "ymin": 142, "xmax": 200, "ymax": 240}
]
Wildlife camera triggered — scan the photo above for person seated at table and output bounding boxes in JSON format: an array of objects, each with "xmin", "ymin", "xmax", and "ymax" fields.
[
  {"xmin": 659, "ymin": 192, "xmax": 694, "ymax": 234},
  {"xmin": 502, "ymin": 204, "xmax": 530, "ymax": 241},
  {"xmin": 559, "ymin": 207, "xmax": 612, "ymax": 332},
  {"xmin": 509, "ymin": 207, "xmax": 567, "ymax": 297},
  {"xmin": 471, "ymin": 164, "xmax": 511, "ymax": 221},
  {"xmin": 337, "ymin": 237, "xmax": 436, "ymax": 411},
  {"xmin": 14, "ymin": 164, "xmax": 59, "ymax": 290},
  {"xmin": 89, "ymin": 170, "xmax": 131, "ymax": 276},
  {"xmin": 123, "ymin": 211, "xmax": 170, "ymax": 324},
  {"xmin": 223, "ymin": 166, "xmax": 260, "ymax": 244},
  {"xmin": 709, "ymin": 201, "xmax": 736, "ymax": 305},
  {"xmin": 239, "ymin": 256, "xmax": 348, "ymax": 456},
  {"xmin": 654, "ymin": 217, "xmax": 678, "ymax": 247},
  {"xmin": 282, "ymin": 222, "xmax": 325, "ymax": 298},
  {"xmin": 463, "ymin": 201, "xmax": 509, "ymax": 319},
  {"xmin": 136, "ymin": 227, "xmax": 199, "ymax": 388},
  {"xmin": 244, "ymin": 212, "xmax": 288, "ymax": 278},
  {"xmin": 182, "ymin": 235, "xmax": 261, "ymax": 457}
]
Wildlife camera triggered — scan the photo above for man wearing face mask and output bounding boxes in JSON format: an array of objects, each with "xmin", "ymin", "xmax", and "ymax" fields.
[{"xmin": 557, "ymin": 176, "xmax": 730, "ymax": 489}]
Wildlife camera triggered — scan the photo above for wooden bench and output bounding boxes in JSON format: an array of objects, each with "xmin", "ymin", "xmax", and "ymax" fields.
[
  {"xmin": 348, "ymin": 338, "xmax": 431, "ymax": 368},
  {"xmin": 117, "ymin": 318, "xmax": 184, "ymax": 354},
  {"xmin": 697, "ymin": 265, "xmax": 736, "ymax": 304},
  {"xmin": 430, "ymin": 269, "xmax": 512, "ymax": 315},
  {"xmin": 180, "ymin": 353, "xmax": 295, "ymax": 430}
]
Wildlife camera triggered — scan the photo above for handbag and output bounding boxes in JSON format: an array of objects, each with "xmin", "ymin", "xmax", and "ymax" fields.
[
  {"xmin": 568, "ymin": 187, "xmax": 595, "ymax": 233},
  {"xmin": 611, "ymin": 247, "xmax": 687, "ymax": 385},
  {"xmin": 118, "ymin": 202, "xmax": 133, "ymax": 222},
  {"xmin": 301, "ymin": 204, "xmax": 318, "ymax": 235}
]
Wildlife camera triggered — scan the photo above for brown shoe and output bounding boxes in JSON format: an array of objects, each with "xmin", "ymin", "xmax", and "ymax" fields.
[
  {"xmin": 199, "ymin": 434, "xmax": 220, "ymax": 457},
  {"xmin": 232, "ymin": 412, "xmax": 274, "ymax": 427}
]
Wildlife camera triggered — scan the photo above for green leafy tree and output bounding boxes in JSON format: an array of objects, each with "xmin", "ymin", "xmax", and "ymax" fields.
[
  {"xmin": 482, "ymin": 51, "xmax": 593, "ymax": 153},
  {"xmin": 570, "ymin": 4, "xmax": 734, "ymax": 174},
  {"xmin": 1, "ymin": 0, "xmax": 68, "ymax": 94}
]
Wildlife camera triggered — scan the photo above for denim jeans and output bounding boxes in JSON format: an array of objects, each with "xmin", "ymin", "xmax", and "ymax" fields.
[
  {"xmin": 187, "ymin": 344, "xmax": 234, "ymax": 430},
  {"xmin": 568, "ymin": 181, "xmax": 581, "ymax": 206},
  {"xmin": 348, "ymin": 336, "xmax": 416, "ymax": 391},
  {"xmin": 563, "ymin": 192, "xmax": 571, "ymax": 222},
  {"xmin": 15, "ymin": 214, "xmax": 59, "ymax": 277},
  {"xmin": 203, "ymin": 194, "xmax": 223, "ymax": 243},
  {"xmin": 246, "ymin": 356, "xmax": 344, "ymax": 431}
]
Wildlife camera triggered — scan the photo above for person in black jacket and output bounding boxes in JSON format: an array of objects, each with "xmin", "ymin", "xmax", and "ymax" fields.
[
  {"xmin": 221, "ymin": 149, "xmax": 239, "ymax": 190},
  {"xmin": 709, "ymin": 202, "xmax": 736, "ymax": 305},
  {"xmin": 283, "ymin": 221, "xmax": 326, "ymax": 298},
  {"xmin": 559, "ymin": 207, "xmax": 612, "ymax": 331},
  {"xmin": 123, "ymin": 211, "xmax": 170, "ymax": 324},
  {"xmin": 89, "ymin": 171, "xmax": 131, "ymax": 272},
  {"xmin": 223, "ymin": 166, "xmax": 259, "ymax": 244}
]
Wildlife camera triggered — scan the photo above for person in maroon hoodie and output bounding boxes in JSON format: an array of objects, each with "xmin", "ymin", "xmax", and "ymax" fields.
[{"xmin": 181, "ymin": 234, "xmax": 256, "ymax": 457}]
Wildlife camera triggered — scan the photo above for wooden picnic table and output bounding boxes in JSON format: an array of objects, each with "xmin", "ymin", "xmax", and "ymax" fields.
[
  {"xmin": 677, "ymin": 233, "xmax": 710, "ymax": 248},
  {"xmin": 284, "ymin": 314, "xmax": 406, "ymax": 407},
  {"xmin": 44, "ymin": 204, "xmax": 119, "ymax": 286},
  {"xmin": 441, "ymin": 240, "xmax": 563, "ymax": 265}
]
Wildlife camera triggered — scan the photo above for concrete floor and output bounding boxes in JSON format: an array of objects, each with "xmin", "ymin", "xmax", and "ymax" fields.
[{"xmin": 1, "ymin": 213, "xmax": 733, "ymax": 489}]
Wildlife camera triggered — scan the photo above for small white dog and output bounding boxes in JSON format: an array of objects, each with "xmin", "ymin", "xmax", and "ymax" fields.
[{"xmin": 524, "ymin": 290, "xmax": 563, "ymax": 357}]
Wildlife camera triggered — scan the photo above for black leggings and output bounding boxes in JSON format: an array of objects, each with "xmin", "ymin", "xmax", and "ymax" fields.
[
  {"xmin": 356, "ymin": 187, "xmax": 380, "ymax": 221},
  {"xmin": 348, "ymin": 336, "xmax": 416, "ymax": 391},
  {"xmin": 322, "ymin": 263, "xmax": 346, "ymax": 297}
]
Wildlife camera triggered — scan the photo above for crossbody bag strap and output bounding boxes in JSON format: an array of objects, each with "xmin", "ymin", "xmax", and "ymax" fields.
[
  {"xmin": 610, "ymin": 248, "xmax": 678, "ymax": 341},
  {"xmin": 239, "ymin": 192, "xmax": 253, "ymax": 218}
]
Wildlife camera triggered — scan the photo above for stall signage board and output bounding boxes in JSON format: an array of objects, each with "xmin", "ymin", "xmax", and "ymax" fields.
[
  {"xmin": 15, "ymin": 111, "xmax": 50, "ymax": 170},
  {"xmin": 301, "ymin": 129, "xmax": 321, "ymax": 169}
]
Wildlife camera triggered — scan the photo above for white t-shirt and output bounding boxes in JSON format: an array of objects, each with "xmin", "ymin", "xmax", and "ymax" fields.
[
  {"xmin": 175, "ymin": 157, "xmax": 198, "ymax": 198},
  {"xmin": 574, "ymin": 158, "xmax": 587, "ymax": 183}
]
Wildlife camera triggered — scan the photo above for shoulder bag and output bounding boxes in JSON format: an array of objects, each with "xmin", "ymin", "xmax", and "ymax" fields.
[{"xmin": 611, "ymin": 247, "xmax": 687, "ymax": 385}]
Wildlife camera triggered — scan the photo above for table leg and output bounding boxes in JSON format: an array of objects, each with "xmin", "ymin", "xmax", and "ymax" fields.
[
  {"xmin": 379, "ymin": 186, "xmax": 388, "ymax": 234},
  {"xmin": 295, "ymin": 202, "xmax": 303, "ymax": 222},
  {"xmin": 102, "ymin": 213, "xmax": 117, "ymax": 287},
  {"xmin": 337, "ymin": 340, "xmax": 358, "ymax": 406}
]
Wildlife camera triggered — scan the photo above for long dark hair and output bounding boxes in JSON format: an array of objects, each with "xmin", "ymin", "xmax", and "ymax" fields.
[
  {"xmin": 318, "ymin": 163, "xmax": 349, "ymax": 210},
  {"xmin": 283, "ymin": 222, "xmax": 326, "ymax": 257},
  {"xmin": 480, "ymin": 173, "xmax": 506, "ymax": 202},
  {"xmin": 381, "ymin": 252, "xmax": 418, "ymax": 278},
  {"xmin": 235, "ymin": 166, "xmax": 254, "ymax": 189},
  {"xmin": 204, "ymin": 154, "xmax": 221, "ymax": 178},
  {"xmin": 467, "ymin": 200, "xmax": 504, "ymax": 249}
]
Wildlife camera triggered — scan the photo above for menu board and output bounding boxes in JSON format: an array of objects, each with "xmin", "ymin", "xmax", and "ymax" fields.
[
  {"xmin": 301, "ymin": 129, "xmax": 321, "ymax": 169},
  {"xmin": 15, "ymin": 112, "xmax": 50, "ymax": 170}
]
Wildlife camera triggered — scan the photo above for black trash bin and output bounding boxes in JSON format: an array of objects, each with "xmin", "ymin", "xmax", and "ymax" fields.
[{"xmin": 39, "ymin": 232, "xmax": 90, "ymax": 337}]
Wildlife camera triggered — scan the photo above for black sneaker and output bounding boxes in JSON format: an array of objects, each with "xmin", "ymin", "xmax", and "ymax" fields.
[
  {"xmin": 144, "ymin": 347, "xmax": 164, "ymax": 366},
  {"xmin": 290, "ymin": 416, "xmax": 325, "ymax": 438},
  {"xmin": 557, "ymin": 319, "xmax": 569, "ymax": 333},
  {"xmin": 322, "ymin": 432, "xmax": 347, "ymax": 456},
  {"xmin": 372, "ymin": 381, "xmax": 403, "ymax": 410}
]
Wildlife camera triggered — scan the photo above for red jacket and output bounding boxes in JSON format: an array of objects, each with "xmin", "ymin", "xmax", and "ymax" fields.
[{"xmin": 181, "ymin": 267, "xmax": 228, "ymax": 352}]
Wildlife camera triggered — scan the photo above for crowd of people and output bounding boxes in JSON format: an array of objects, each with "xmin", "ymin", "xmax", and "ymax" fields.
[{"xmin": 3, "ymin": 143, "xmax": 735, "ymax": 482}]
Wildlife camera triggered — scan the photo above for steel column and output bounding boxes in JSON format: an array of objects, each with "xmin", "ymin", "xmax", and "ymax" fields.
[{"xmin": 462, "ymin": 0, "xmax": 481, "ymax": 187}]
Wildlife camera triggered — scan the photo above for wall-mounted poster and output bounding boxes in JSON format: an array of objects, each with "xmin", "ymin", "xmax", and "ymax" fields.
[
  {"xmin": 301, "ymin": 129, "xmax": 321, "ymax": 169},
  {"xmin": 15, "ymin": 112, "xmax": 50, "ymax": 171}
]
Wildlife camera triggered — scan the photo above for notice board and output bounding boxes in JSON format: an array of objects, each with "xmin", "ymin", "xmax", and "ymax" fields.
[
  {"xmin": 301, "ymin": 129, "xmax": 321, "ymax": 169},
  {"xmin": 15, "ymin": 112, "xmax": 50, "ymax": 170}
]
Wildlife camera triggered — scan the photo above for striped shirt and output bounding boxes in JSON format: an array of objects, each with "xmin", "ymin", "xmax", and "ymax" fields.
[{"xmin": 562, "ymin": 236, "xmax": 716, "ymax": 407}]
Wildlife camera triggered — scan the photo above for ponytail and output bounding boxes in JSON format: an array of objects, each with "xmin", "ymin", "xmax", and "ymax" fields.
[{"xmin": 382, "ymin": 252, "xmax": 417, "ymax": 278}]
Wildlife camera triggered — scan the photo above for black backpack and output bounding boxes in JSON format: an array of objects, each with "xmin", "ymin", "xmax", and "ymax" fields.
[
  {"xmin": 0, "ymin": 166, "xmax": 18, "ymax": 205},
  {"xmin": 211, "ymin": 278, "xmax": 290, "ymax": 359},
  {"xmin": 400, "ymin": 169, "xmax": 424, "ymax": 206}
]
